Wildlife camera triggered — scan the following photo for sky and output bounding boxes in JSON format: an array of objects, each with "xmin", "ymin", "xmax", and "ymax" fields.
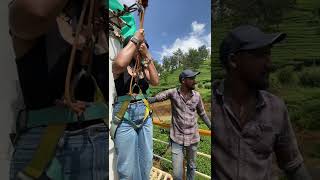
[{"xmin": 118, "ymin": 0, "xmax": 211, "ymax": 63}]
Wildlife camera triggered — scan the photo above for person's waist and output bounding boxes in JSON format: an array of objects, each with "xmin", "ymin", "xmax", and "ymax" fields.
[
  {"xmin": 21, "ymin": 102, "xmax": 107, "ymax": 129},
  {"xmin": 170, "ymin": 123, "xmax": 199, "ymax": 134},
  {"xmin": 115, "ymin": 94, "xmax": 148, "ymax": 102},
  {"xmin": 65, "ymin": 119, "xmax": 104, "ymax": 131}
]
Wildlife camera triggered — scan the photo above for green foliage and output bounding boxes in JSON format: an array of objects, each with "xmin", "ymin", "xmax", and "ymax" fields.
[
  {"xmin": 153, "ymin": 60, "xmax": 163, "ymax": 75},
  {"xmin": 211, "ymin": 0, "xmax": 320, "ymax": 178},
  {"xmin": 310, "ymin": 143, "xmax": 320, "ymax": 159},
  {"xmin": 216, "ymin": 0, "xmax": 296, "ymax": 28},
  {"xmin": 198, "ymin": 88, "xmax": 211, "ymax": 102},
  {"xmin": 299, "ymin": 67, "xmax": 320, "ymax": 87},
  {"xmin": 204, "ymin": 83, "xmax": 211, "ymax": 89},
  {"xmin": 160, "ymin": 46, "xmax": 209, "ymax": 73},
  {"xmin": 270, "ymin": 72, "xmax": 282, "ymax": 90},
  {"xmin": 277, "ymin": 66, "xmax": 299, "ymax": 86},
  {"xmin": 291, "ymin": 98, "xmax": 320, "ymax": 130},
  {"xmin": 279, "ymin": 87, "xmax": 320, "ymax": 130}
]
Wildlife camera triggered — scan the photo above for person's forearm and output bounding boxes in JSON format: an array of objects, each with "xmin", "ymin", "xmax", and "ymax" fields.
[
  {"xmin": 9, "ymin": 0, "xmax": 68, "ymax": 39},
  {"xmin": 147, "ymin": 97, "xmax": 157, "ymax": 104},
  {"xmin": 112, "ymin": 42, "xmax": 137, "ymax": 77},
  {"xmin": 147, "ymin": 89, "xmax": 172, "ymax": 103},
  {"xmin": 146, "ymin": 61, "xmax": 159, "ymax": 86},
  {"xmin": 201, "ymin": 114, "xmax": 211, "ymax": 129},
  {"xmin": 286, "ymin": 164, "xmax": 312, "ymax": 180}
]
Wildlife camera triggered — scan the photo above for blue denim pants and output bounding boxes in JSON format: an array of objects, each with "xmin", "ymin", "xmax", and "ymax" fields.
[
  {"xmin": 10, "ymin": 123, "xmax": 108, "ymax": 180},
  {"xmin": 113, "ymin": 101, "xmax": 153, "ymax": 180},
  {"xmin": 171, "ymin": 140, "xmax": 198, "ymax": 180}
]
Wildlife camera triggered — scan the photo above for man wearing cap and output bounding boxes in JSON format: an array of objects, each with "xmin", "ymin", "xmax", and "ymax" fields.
[
  {"xmin": 148, "ymin": 69, "xmax": 211, "ymax": 180},
  {"xmin": 213, "ymin": 25, "xmax": 311, "ymax": 180}
]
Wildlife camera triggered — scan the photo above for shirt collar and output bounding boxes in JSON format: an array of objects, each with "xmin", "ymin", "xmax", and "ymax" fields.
[
  {"xmin": 214, "ymin": 80, "xmax": 266, "ymax": 109},
  {"xmin": 177, "ymin": 86, "xmax": 195, "ymax": 96}
]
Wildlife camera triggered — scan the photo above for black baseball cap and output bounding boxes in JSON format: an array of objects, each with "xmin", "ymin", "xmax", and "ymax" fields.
[
  {"xmin": 179, "ymin": 69, "xmax": 200, "ymax": 82},
  {"xmin": 219, "ymin": 25, "xmax": 286, "ymax": 66}
]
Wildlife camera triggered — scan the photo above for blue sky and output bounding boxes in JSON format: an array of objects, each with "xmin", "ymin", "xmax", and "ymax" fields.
[{"xmin": 119, "ymin": 0, "xmax": 211, "ymax": 63}]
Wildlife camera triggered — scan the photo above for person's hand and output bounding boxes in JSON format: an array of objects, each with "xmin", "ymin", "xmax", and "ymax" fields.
[
  {"xmin": 55, "ymin": 99, "xmax": 88, "ymax": 116},
  {"xmin": 139, "ymin": 42, "xmax": 151, "ymax": 58},
  {"xmin": 133, "ymin": 29, "xmax": 145, "ymax": 42}
]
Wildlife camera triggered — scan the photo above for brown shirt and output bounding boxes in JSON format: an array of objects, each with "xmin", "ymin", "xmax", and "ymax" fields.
[
  {"xmin": 212, "ymin": 81, "xmax": 303, "ymax": 180},
  {"xmin": 152, "ymin": 88, "xmax": 211, "ymax": 146}
]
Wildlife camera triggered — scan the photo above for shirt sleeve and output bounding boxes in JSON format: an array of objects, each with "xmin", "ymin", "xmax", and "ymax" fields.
[
  {"xmin": 196, "ymin": 94, "xmax": 211, "ymax": 129},
  {"xmin": 274, "ymin": 104, "xmax": 303, "ymax": 172}
]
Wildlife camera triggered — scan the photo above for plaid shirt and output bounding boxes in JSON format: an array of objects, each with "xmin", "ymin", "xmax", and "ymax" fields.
[
  {"xmin": 151, "ymin": 88, "xmax": 211, "ymax": 146},
  {"xmin": 212, "ymin": 81, "xmax": 304, "ymax": 180}
]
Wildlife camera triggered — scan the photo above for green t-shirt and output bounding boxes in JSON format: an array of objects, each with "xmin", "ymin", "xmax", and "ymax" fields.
[{"xmin": 109, "ymin": 0, "xmax": 136, "ymax": 39}]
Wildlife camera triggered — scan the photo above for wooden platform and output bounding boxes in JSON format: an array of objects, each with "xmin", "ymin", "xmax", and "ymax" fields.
[{"xmin": 150, "ymin": 167, "xmax": 173, "ymax": 180}]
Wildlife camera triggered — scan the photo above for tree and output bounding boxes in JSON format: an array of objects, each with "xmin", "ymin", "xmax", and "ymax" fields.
[
  {"xmin": 172, "ymin": 49, "xmax": 184, "ymax": 68},
  {"xmin": 162, "ymin": 56, "xmax": 171, "ymax": 72},
  {"xmin": 198, "ymin": 45, "xmax": 209, "ymax": 61},
  {"xmin": 153, "ymin": 60, "xmax": 163, "ymax": 75},
  {"xmin": 184, "ymin": 48, "xmax": 202, "ymax": 69},
  {"xmin": 160, "ymin": 46, "xmax": 209, "ymax": 72}
]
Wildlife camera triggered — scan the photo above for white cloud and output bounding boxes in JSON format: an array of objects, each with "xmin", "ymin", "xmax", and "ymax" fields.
[
  {"xmin": 205, "ymin": 33, "xmax": 211, "ymax": 48},
  {"xmin": 159, "ymin": 21, "xmax": 211, "ymax": 60},
  {"xmin": 191, "ymin": 21, "xmax": 205, "ymax": 35},
  {"xmin": 118, "ymin": 0, "xmax": 136, "ymax": 6}
]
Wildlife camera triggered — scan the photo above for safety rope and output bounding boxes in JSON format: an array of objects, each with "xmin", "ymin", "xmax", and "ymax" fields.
[
  {"xmin": 128, "ymin": 0, "xmax": 148, "ymax": 96},
  {"xmin": 64, "ymin": 0, "xmax": 102, "ymax": 109},
  {"xmin": 64, "ymin": 0, "xmax": 90, "ymax": 108}
]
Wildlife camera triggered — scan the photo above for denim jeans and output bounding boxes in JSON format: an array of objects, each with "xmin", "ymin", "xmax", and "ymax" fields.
[
  {"xmin": 113, "ymin": 101, "xmax": 153, "ymax": 180},
  {"xmin": 10, "ymin": 123, "xmax": 108, "ymax": 180},
  {"xmin": 171, "ymin": 140, "xmax": 198, "ymax": 180}
]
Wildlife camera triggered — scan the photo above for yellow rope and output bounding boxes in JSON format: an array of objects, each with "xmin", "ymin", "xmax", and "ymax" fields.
[{"xmin": 64, "ymin": 0, "xmax": 90, "ymax": 106}]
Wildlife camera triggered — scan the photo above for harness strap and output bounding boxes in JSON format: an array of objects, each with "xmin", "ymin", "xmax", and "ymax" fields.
[
  {"xmin": 20, "ymin": 124, "xmax": 66, "ymax": 179},
  {"xmin": 27, "ymin": 102, "xmax": 107, "ymax": 128},
  {"xmin": 142, "ymin": 98, "xmax": 151, "ymax": 120},
  {"xmin": 16, "ymin": 101, "xmax": 107, "ymax": 179},
  {"xmin": 111, "ymin": 94, "xmax": 152, "ymax": 140},
  {"xmin": 116, "ymin": 94, "xmax": 145, "ymax": 102}
]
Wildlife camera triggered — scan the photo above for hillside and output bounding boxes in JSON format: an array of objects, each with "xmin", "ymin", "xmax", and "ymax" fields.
[{"xmin": 212, "ymin": 0, "xmax": 320, "ymax": 178}]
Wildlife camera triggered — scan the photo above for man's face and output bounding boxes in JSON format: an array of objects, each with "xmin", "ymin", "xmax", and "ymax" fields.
[
  {"xmin": 183, "ymin": 77, "xmax": 197, "ymax": 90},
  {"xmin": 234, "ymin": 46, "xmax": 272, "ymax": 90}
]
